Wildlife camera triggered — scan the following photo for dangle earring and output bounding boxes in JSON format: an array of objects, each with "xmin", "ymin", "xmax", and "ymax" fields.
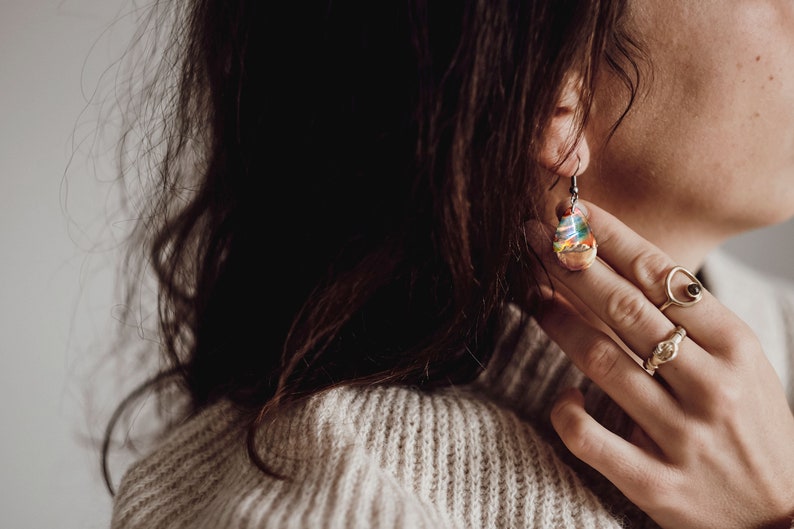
[{"xmin": 552, "ymin": 157, "xmax": 597, "ymax": 271}]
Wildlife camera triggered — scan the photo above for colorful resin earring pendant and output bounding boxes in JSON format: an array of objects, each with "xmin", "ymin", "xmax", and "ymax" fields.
[{"xmin": 553, "ymin": 162, "xmax": 597, "ymax": 271}]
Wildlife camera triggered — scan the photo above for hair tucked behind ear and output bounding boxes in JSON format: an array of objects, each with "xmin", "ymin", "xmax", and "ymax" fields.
[{"xmin": 102, "ymin": 0, "xmax": 644, "ymax": 492}]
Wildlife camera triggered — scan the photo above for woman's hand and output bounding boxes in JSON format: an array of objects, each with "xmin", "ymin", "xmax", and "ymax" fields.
[{"xmin": 530, "ymin": 201, "xmax": 794, "ymax": 529}]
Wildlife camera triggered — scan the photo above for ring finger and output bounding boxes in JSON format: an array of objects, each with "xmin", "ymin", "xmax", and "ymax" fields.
[
  {"xmin": 537, "ymin": 292, "xmax": 685, "ymax": 442},
  {"xmin": 534, "ymin": 203, "xmax": 718, "ymax": 397},
  {"xmin": 545, "ymin": 254, "xmax": 711, "ymax": 400},
  {"xmin": 579, "ymin": 202, "xmax": 739, "ymax": 357}
]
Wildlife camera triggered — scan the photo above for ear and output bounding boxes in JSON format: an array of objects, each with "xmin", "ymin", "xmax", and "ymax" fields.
[{"xmin": 538, "ymin": 75, "xmax": 591, "ymax": 178}]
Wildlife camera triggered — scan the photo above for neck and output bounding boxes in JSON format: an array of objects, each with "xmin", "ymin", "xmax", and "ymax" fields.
[{"xmin": 613, "ymin": 207, "xmax": 732, "ymax": 275}]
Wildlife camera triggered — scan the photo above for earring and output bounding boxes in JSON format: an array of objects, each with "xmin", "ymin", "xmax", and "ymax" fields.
[{"xmin": 552, "ymin": 157, "xmax": 597, "ymax": 271}]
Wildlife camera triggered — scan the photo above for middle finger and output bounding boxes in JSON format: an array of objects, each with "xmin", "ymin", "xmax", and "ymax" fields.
[{"xmin": 534, "ymin": 205, "xmax": 716, "ymax": 397}]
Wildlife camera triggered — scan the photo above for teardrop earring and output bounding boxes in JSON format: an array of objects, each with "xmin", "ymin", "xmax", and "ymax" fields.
[{"xmin": 552, "ymin": 157, "xmax": 597, "ymax": 271}]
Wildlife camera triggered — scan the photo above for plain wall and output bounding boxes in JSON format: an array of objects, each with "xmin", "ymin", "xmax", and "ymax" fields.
[
  {"xmin": 1, "ymin": 1, "xmax": 793, "ymax": 528},
  {"xmin": 1, "ymin": 1, "xmax": 134, "ymax": 527}
]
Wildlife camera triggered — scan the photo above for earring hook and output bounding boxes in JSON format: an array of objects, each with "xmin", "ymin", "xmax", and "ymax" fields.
[{"xmin": 569, "ymin": 155, "xmax": 581, "ymax": 212}]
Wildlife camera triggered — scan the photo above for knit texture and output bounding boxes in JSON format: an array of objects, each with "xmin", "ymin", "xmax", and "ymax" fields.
[{"xmin": 110, "ymin": 249, "xmax": 794, "ymax": 528}]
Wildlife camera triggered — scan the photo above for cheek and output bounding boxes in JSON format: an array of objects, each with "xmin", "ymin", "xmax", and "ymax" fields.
[
  {"xmin": 735, "ymin": 6, "xmax": 794, "ymax": 144},
  {"xmin": 589, "ymin": 1, "xmax": 794, "ymax": 229},
  {"xmin": 727, "ymin": 8, "xmax": 794, "ymax": 214},
  {"xmin": 648, "ymin": 6, "xmax": 794, "ymax": 206},
  {"xmin": 735, "ymin": 69, "xmax": 794, "ymax": 219}
]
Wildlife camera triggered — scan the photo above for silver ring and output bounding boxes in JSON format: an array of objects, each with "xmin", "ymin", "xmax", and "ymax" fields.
[
  {"xmin": 658, "ymin": 266, "xmax": 703, "ymax": 312},
  {"xmin": 644, "ymin": 325, "xmax": 686, "ymax": 375}
]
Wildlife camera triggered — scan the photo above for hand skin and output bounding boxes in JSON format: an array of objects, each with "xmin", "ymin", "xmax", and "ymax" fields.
[{"xmin": 529, "ymin": 201, "xmax": 794, "ymax": 529}]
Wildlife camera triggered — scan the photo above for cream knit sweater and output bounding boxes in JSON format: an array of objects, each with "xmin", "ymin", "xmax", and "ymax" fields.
[{"xmin": 110, "ymin": 250, "xmax": 794, "ymax": 528}]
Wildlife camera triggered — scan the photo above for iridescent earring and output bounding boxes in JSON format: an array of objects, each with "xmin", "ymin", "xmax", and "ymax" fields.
[{"xmin": 552, "ymin": 157, "xmax": 597, "ymax": 271}]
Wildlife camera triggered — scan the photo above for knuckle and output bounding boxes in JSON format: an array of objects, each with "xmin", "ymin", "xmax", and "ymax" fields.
[
  {"xmin": 706, "ymin": 380, "xmax": 743, "ymax": 412},
  {"xmin": 604, "ymin": 287, "xmax": 648, "ymax": 329},
  {"xmin": 582, "ymin": 337, "xmax": 621, "ymax": 381},
  {"xmin": 561, "ymin": 416, "xmax": 599, "ymax": 458},
  {"xmin": 632, "ymin": 471, "xmax": 658, "ymax": 501},
  {"xmin": 713, "ymin": 321, "xmax": 760, "ymax": 358},
  {"xmin": 690, "ymin": 373, "xmax": 743, "ymax": 420},
  {"xmin": 630, "ymin": 251, "xmax": 670, "ymax": 293},
  {"xmin": 551, "ymin": 397, "xmax": 600, "ymax": 459},
  {"xmin": 692, "ymin": 375, "xmax": 723, "ymax": 406},
  {"xmin": 715, "ymin": 324, "xmax": 746, "ymax": 349},
  {"xmin": 632, "ymin": 468, "xmax": 679, "ymax": 512}
]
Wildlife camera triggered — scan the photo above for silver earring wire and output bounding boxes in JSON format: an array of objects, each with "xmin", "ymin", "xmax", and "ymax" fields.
[{"xmin": 569, "ymin": 155, "xmax": 582, "ymax": 212}]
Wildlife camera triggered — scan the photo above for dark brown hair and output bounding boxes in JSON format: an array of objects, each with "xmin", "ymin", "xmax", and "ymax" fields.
[{"xmin": 102, "ymin": 0, "xmax": 642, "ymax": 493}]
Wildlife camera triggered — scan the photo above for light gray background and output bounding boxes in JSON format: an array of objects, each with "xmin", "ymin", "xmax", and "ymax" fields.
[{"xmin": 2, "ymin": 2, "xmax": 793, "ymax": 529}]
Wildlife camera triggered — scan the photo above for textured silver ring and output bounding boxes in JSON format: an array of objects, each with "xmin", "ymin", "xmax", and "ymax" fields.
[
  {"xmin": 658, "ymin": 266, "xmax": 703, "ymax": 312},
  {"xmin": 644, "ymin": 325, "xmax": 686, "ymax": 375}
]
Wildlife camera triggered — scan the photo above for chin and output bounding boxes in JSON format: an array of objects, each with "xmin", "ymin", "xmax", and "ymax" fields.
[{"xmin": 731, "ymin": 205, "xmax": 794, "ymax": 235}]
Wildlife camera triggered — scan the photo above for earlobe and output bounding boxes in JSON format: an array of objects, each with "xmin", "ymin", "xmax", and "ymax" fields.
[{"xmin": 539, "ymin": 130, "xmax": 590, "ymax": 178}]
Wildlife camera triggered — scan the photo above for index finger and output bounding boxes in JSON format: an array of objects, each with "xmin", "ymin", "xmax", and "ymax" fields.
[{"xmin": 561, "ymin": 200, "xmax": 747, "ymax": 356}]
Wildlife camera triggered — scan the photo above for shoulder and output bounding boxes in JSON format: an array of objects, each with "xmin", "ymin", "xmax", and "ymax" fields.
[
  {"xmin": 109, "ymin": 400, "xmax": 249, "ymax": 529},
  {"xmin": 250, "ymin": 385, "xmax": 622, "ymax": 527},
  {"xmin": 111, "ymin": 385, "xmax": 623, "ymax": 529}
]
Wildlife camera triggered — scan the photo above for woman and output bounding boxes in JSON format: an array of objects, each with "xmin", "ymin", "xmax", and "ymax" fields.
[{"xmin": 104, "ymin": 0, "xmax": 794, "ymax": 527}]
